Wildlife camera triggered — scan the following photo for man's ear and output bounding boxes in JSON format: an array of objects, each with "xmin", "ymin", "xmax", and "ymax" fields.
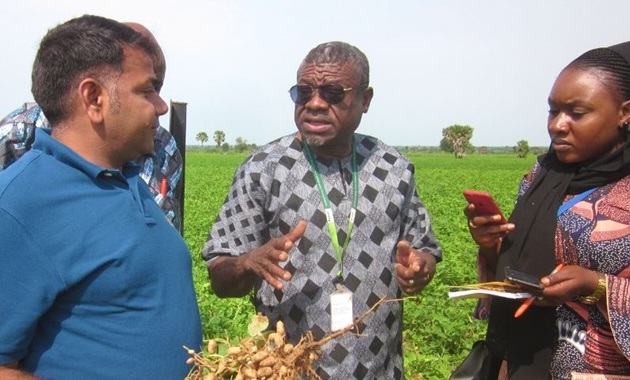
[
  {"xmin": 362, "ymin": 86, "xmax": 374, "ymax": 114},
  {"xmin": 78, "ymin": 78, "xmax": 106, "ymax": 124}
]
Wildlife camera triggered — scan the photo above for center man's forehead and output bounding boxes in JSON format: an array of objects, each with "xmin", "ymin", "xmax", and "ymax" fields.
[{"xmin": 298, "ymin": 63, "xmax": 356, "ymax": 83}]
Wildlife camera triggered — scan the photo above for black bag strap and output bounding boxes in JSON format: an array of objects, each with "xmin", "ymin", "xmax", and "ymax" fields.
[{"xmin": 450, "ymin": 340, "xmax": 502, "ymax": 380}]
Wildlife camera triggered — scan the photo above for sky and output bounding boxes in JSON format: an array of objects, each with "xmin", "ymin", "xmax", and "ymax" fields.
[{"xmin": 2, "ymin": 1, "xmax": 630, "ymax": 148}]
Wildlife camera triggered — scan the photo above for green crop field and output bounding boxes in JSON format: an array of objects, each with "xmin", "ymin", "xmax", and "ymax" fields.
[{"xmin": 182, "ymin": 151, "xmax": 537, "ymax": 379}]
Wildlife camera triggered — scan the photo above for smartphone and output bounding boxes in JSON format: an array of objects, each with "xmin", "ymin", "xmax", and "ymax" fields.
[
  {"xmin": 504, "ymin": 267, "xmax": 544, "ymax": 291},
  {"xmin": 463, "ymin": 190, "xmax": 507, "ymax": 224}
]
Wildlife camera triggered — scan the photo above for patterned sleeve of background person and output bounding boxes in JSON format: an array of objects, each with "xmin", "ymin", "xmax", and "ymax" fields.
[
  {"xmin": 0, "ymin": 102, "xmax": 49, "ymax": 170},
  {"xmin": 0, "ymin": 103, "xmax": 183, "ymax": 231},
  {"xmin": 137, "ymin": 126, "xmax": 184, "ymax": 232}
]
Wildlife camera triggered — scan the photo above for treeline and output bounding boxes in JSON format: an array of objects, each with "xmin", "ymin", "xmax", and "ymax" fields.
[
  {"xmin": 439, "ymin": 124, "xmax": 547, "ymax": 158},
  {"xmin": 186, "ymin": 145, "xmax": 548, "ymax": 155},
  {"xmin": 192, "ymin": 126, "xmax": 548, "ymax": 158},
  {"xmin": 400, "ymin": 145, "xmax": 548, "ymax": 155}
]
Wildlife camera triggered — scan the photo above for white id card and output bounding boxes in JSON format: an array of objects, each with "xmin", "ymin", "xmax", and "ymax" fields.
[{"xmin": 330, "ymin": 288, "xmax": 353, "ymax": 332}]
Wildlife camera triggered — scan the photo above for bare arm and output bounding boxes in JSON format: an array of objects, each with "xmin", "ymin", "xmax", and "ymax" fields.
[
  {"xmin": 209, "ymin": 221, "xmax": 307, "ymax": 298},
  {"xmin": 479, "ymin": 244, "xmax": 502, "ymax": 275},
  {"xmin": 0, "ymin": 363, "xmax": 39, "ymax": 380}
]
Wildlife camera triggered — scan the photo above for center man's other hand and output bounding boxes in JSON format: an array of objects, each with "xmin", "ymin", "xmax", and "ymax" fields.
[
  {"xmin": 244, "ymin": 220, "xmax": 307, "ymax": 290},
  {"xmin": 394, "ymin": 240, "xmax": 436, "ymax": 294}
]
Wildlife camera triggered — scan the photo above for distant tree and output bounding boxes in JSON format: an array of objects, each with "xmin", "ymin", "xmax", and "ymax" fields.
[
  {"xmin": 515, "ymin": 140, "xmax": 530, "ymax": 158},
  {"xmin": 235, "ymin": 137, "xmax": 248, "ymax": 153},
  {"xmin": 442, "ymin": 124, "xmax": 474, "ymax": 158},
  {"xmin": 439, "ymin": 138, "xmax": 454, "ymax": 153},
  {"xmin": 531, "ymin": 147, "xmax": 544, "ymax": 156},
  {"xmin": 213, "ymin": 130, "xmax": 226, "ymax": 148},
  {"xmin": 221, "ymin": 142, "xmax": 230, "ymax": 152},
  {"xmin": 196, "ymin": 132, "xmax": 209, "ymax": 146},
  {"xmin": 476, "ymin": 146, "xmax": 489, "ymax": 155}
]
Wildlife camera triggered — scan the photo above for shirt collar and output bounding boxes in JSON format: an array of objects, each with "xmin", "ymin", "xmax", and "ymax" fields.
[{"xmin": 32, "ymin": 128, "xmax": 140, "ymax": 181}]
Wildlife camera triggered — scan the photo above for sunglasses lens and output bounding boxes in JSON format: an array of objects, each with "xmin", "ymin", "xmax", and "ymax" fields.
[
  {"xmin": 289, "ymin": 85, "xmax": 314, "ymax": 105},
  {"xmin": 288, "ymin": 84, "xmax": 351, "ymax": 105},
  {"xmin": 319, "ymin": 85, "xmax": 346, "ymax": 105}
]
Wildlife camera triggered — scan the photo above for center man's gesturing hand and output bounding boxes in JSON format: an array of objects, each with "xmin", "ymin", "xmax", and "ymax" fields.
[
  {"xmin": 244, "ymin": 220, "xmax": 307, "ymax": 290},
  {"xmin": 395, "ymin": 240, "xmax": 436, "ymax": 294}
]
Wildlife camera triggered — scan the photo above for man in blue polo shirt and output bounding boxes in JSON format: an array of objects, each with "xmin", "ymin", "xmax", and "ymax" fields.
[
  {"xmin": 0, "ymin": 15, "xmax": 201, "ymax": 379},
  {"xmin": 0, "ymin": 21, "xmax": 183, "ymax": 232}
]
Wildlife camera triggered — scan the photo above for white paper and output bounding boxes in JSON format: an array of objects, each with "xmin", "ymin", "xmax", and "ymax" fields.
[
  {"xmin": 448, "ymin": 289, "xmax": 532, "ymax": 300},
  {"xmin": 330, "ymin": 290, "xmax": 353, "ymax": 331}
]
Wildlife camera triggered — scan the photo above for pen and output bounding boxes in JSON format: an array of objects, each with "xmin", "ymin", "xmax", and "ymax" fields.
[
  {"xmin": 514, "ymin": 263, "xmax": 564, "ymax": 318},
  {"xmin": 160, "ymin": 178, "xmax": 168, "ymax": 197}
]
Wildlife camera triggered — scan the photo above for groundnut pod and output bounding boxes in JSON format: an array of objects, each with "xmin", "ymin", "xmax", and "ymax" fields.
[
  {"xmin": 259, "ymin": 356, "xmax": 276, "ymax": 368},
  {"xmin": 276, "ymin": 321, "xmax": 285, "ymax": 336},
  {"xmin": 242, "ymin": 367, "xmax": 257, "ymax": 379},
  {"xmin": 282, "ymin": 343, "xmax": 294, "ymax": 355},
  {"xmin": 272, "ymin": 334, "xmax": 284, "ymax": 348},
  {"xmin": 227, "ymin": 346, "xmax": 242, "ymax": 356},
  {"xmin": 251, "ymin": 351, "xmax": 268, "ymax": 363},
  {"xmin": 207, "ymin": 339, "xmax": 218, "ymax": 354},
  {"xmin": 257, "ymin": 367, "xmax": 274, "ymax": 377}
]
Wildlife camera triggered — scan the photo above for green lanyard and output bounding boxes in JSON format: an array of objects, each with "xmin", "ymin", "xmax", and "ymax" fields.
[{"xmin": 302, "ymin": 141, "xmax": 359, "ymax": 279}]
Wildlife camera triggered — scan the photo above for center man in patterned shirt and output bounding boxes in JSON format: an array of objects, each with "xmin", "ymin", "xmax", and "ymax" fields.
[{"xmin": 203, "ymin": 41, "xmax": 442, "ymax": 379}]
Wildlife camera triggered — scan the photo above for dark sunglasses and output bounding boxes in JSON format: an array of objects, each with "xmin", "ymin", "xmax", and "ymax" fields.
[{"xmin": 288, "ymin": 84, "xmax": 367, "ymax": 105}]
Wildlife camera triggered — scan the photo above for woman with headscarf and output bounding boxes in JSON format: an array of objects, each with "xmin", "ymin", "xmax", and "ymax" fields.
[{"xmin": 464, "ymin": 41, "xmax": 630, "ymax": 379}]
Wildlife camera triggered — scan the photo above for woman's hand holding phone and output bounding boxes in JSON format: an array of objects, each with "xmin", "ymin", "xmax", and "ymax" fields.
[
  {"xmin": 463, "ymin": 190, "xmax": 507, "ymax": 224},
  {"xmin": 463, "ymin": 190, "xmax": 515, "ymax": 254}
]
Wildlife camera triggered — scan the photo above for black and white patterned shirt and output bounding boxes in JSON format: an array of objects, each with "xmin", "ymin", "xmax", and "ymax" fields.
[{"xmin": 204, "ymin": 133, "xmax": 442, "ymax": 380}]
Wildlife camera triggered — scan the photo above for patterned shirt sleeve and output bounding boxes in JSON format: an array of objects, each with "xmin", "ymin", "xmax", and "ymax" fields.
[
  {"xmin": 137, "ymin": 126, "xmax": 184, "ymax": 232},
  {"xmin": 400, "ymin": 161, "xmax": 443, "ymax": 261},
  {"xmin": 202, "ymin": 152, "xmax": 270, "ymax": 261},
  {"xmin": 0, "ymin": 102, "xmax": 48, "ymax": 170}
]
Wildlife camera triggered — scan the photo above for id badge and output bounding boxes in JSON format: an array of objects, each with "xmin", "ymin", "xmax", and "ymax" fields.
[{"xmin": 330, "ymin": 285, "xmax": 353, "ymax": 332}]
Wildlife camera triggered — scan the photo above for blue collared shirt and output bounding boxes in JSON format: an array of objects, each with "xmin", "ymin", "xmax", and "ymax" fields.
[{"xmin": 0, "ymin": 128, "xmax": 201, "ymax": 378}]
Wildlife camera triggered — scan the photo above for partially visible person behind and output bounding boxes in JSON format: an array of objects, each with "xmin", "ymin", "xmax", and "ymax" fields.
[
  {"xmin": 0, "ymin": 21, "xmax": 183, "ymax": 231},
  {"xmin": 0, "ymin": 15, "xmax": 201, "ymax": 379},
  {"xmin": 204, "ymin": 41, "xmax": 442, "ymax": 379},
  {"xmin": 465, "ymin": 41, "xmax": 630, "ymax": 379}
]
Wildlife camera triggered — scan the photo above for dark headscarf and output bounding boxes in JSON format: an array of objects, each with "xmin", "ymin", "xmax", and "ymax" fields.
[
  {"xmin": 610, "ymin": 41, "xmax": 630, "ymax": 73},
  {"xmin": 485, "ymin": 41, "xmax": 630, "ymax": 377}
]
